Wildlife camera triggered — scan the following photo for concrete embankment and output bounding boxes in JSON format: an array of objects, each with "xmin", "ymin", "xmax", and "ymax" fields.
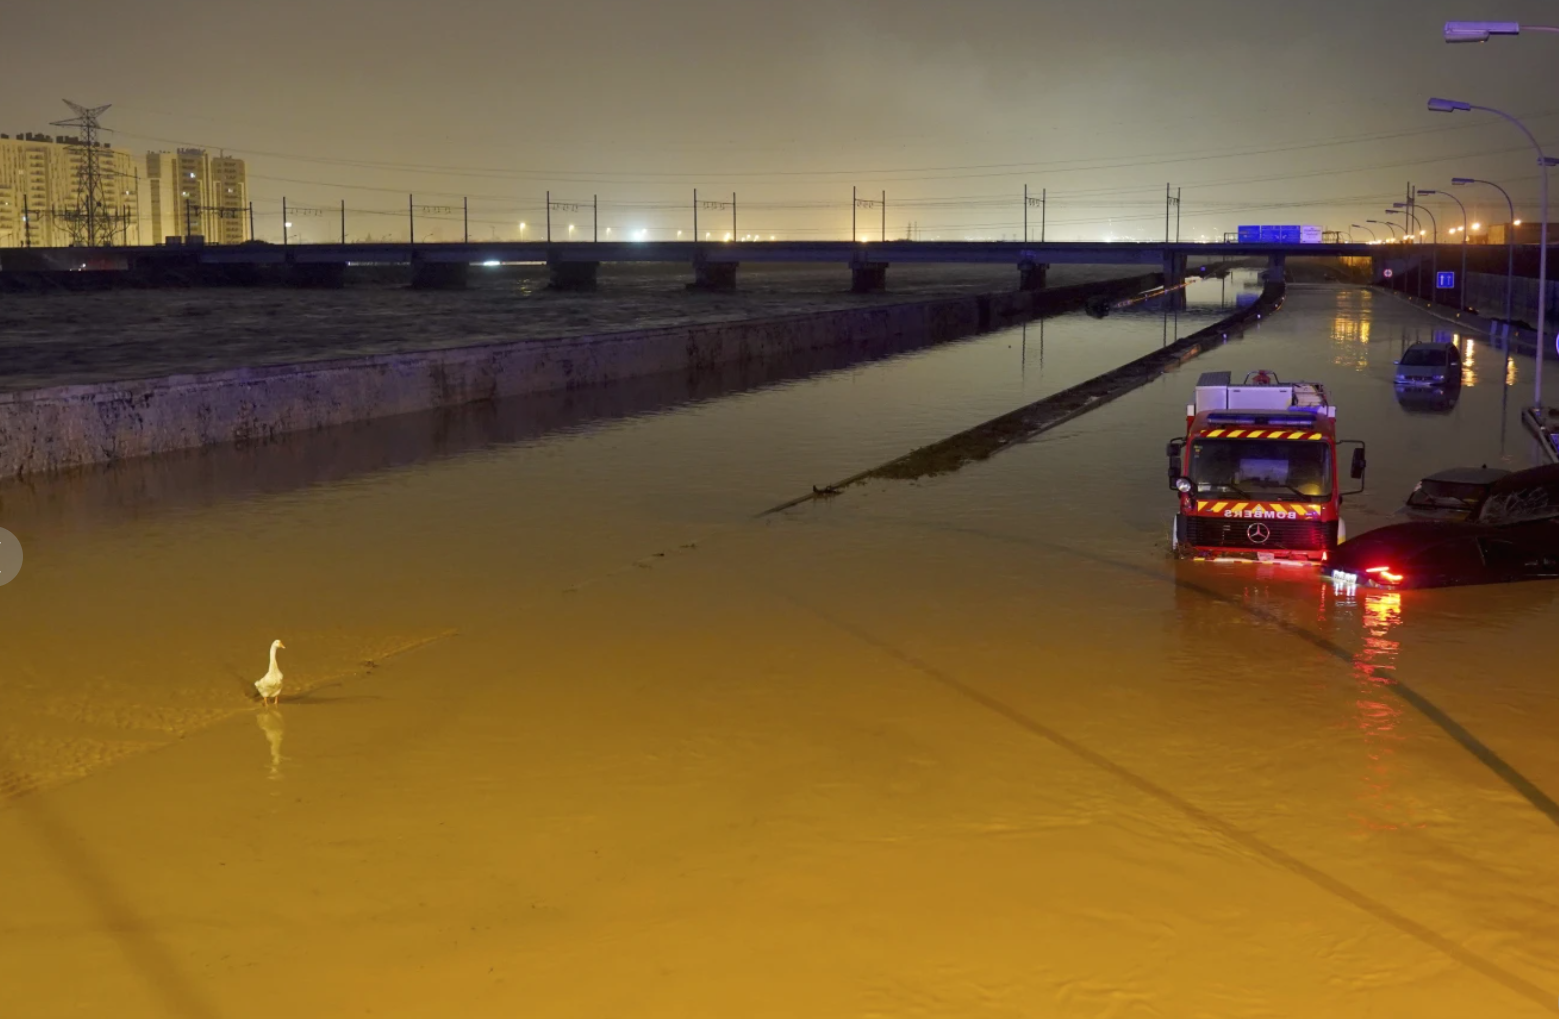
[{"xmin": 0, "ymin": 273, "xmax": 1159, "ymax": 477}]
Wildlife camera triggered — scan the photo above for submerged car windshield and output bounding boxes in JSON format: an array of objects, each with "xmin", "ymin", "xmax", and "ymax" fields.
[
  {"xmin": 1408, "ymin": 479, "xmax": 1489, "ymax": 510},
  {"xmin": 1400, "ymin": 346, "xmax": 1451, "ymax": 366},
  {"xmin": 1190, "ymin": 439, "xmax": 1332, "ymax": 499}
]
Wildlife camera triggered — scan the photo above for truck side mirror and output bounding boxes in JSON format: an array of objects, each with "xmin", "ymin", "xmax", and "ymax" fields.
[
  {"xmin": 1350, "ymin": 447, "xmax": 1367, "ymax": 479},
  {"xmin": 1167, "ymin": 438, "xmax": 1185, "ymax": 487}
]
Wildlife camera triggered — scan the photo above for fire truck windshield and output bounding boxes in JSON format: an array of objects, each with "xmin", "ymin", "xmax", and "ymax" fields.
[{"xmin": 1189, "ymin": 439, "xmax": 1332, "ymax": 500}]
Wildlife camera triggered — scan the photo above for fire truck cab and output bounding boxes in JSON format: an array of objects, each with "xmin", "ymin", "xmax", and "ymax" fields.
[{"xmin": 1168, "ymin": 370, "xmax": 1366, "ymax": 563}]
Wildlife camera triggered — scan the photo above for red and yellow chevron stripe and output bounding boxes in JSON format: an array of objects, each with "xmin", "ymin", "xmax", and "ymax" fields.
[
  {"xmin": 1196, "ymin": 501, "xmax": 1325, "ymax": 519},
  {"xmin": 1201, "ymin": 428, "xmax": 1325, "ymax": 440}
]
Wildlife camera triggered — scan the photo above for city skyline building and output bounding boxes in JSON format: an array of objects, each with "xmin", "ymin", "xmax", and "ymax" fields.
[
  {"xmin": 0, "ymin": 131, "xmax": 139, "ymax": 247},
  {"xmin": 145, "ymin": 148, "xmax": 248, "ymax": 245}
]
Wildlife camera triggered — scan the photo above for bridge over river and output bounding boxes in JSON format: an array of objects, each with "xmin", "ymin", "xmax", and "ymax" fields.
[{"xmin": 3, "ymin": 239, "xmax": 1377, "ymax": 292}]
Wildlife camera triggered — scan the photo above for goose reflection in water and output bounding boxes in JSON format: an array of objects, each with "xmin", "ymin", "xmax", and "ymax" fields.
[{"xmin": 256, "ymin": 709, "xmax": 284, "ymax": 780}]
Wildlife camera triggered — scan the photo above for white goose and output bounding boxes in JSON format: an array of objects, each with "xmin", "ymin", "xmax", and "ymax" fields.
[{"xmin": 255, "ymin": 639, "xmax": 286, "ymax": 705}]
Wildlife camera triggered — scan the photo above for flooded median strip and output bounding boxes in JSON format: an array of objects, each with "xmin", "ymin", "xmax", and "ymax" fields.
[{"xmin": 762, "ymin": 279, "xmax": 1287, "ymax": 515}]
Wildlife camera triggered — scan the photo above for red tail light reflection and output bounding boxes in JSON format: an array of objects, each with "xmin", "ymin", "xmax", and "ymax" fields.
[{"xmin": 1365, "ymin": 566, "xmax": 1405, "ymax": 584}]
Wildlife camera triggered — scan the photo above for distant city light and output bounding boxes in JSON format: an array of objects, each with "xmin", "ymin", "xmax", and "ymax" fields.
[
  {"xmin": 284, "ymin": 221, "xmax": 293, "ymax": 228},
  {"xmin": 482, "ymin": 260, "xmax": 500, "ymax": 266},
  {"xmin": 1515, "ymin": 219, "xmax": 1523, "ymax": 226},
  {"xmin": 1472, "ymin": 222, "xmax": 1482, "ymax": 230}
]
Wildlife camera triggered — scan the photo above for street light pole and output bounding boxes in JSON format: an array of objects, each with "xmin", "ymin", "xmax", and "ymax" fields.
[
  {"xmin": 1418, "ymin": 189, "xmax": 1468, "ymax": 309},
  {"xmin": 1410, "ymin": 203, "xmax": 1439, "ymax": 302},
  {"xmin": 1370, "ymin": 219, "xmax": 1401, "ymax": 239},
  {"xmin": 1429, "ymin": 97, "xmax": 1548, "ymax": 409},
  {"xmin": 1452, "ymin": 177, "xmax": 1516, "ymax": 325},
  {"xmin": 1386, "ymin": 209, "xmax": 1425, "ymax": 298},
  {"xmin": 1352, "ymin": 222, "xmax": 1378, "ymax": 242}
]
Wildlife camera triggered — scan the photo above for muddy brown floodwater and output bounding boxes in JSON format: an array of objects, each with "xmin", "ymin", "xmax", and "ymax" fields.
[{"xmin": 1, "ymin": 278, "xmax": 1557, "ymax": 1017}]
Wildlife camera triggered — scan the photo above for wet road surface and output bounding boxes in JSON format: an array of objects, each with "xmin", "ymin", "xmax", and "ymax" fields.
[{"xmin": 2, "ymin": 278, "xmax": 1557, "ymax": 1017}]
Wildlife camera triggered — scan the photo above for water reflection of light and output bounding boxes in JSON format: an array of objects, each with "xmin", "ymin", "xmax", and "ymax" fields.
[
  {"xmin": 1459, "ymin": 335, "xmax": 1478, "ymax": 387},
  {"xmin": 1349, "ymin": 591, "xmax": 1417, "ymax": 830},
  {"xmin": 1331, "ymin": 314, "xmax": 1372, "ymax": 370},
  {"xmin": 1506, "ymin": 356, "xmax": 1519, "ymax": 388}
]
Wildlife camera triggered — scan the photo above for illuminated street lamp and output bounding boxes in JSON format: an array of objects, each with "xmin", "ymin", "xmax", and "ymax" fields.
[
  {"xmin": 1430, "ymin": 98, "xmax": 1553, "ymax": 407},
  {"xmin": 1418, "ymin": 188, "xmax": 1469, "ymax": 307},
  {"xmin": 518, "ymin": 221, "xmax": 526, "ymax": 239},
  {"xmin": 1444, "ymin": 21, "xmax": 1559, "ymax": 42},
  {"xmin": 1352, "ymin": 222, "xmax": 1377, "ymax": 242}
]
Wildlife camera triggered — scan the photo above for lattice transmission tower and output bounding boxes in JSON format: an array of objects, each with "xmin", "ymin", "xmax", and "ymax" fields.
[{"xmin": 50, "ymin": 99, "xmax": 114, "ymax": 247}]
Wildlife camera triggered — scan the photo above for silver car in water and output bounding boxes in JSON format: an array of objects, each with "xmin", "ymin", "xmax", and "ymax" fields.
[{"xmin": 1394, "ymin": 341, "xmax": 1463, "ymax": 387}]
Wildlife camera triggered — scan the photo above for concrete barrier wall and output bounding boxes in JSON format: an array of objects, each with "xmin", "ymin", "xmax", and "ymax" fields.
[
  {"xmin": 1464, "ymin": 269, "xmax": 1559, "ymax": 327},
  {"xmin": 0, "ymin": 274, "xmax": 1158, "ymax": 478}
]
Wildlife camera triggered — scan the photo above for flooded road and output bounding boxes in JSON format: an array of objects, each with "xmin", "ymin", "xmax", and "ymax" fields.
[{"xmin": 3, "ymin": 278, "xmax": 1558, "ymax": 1017}]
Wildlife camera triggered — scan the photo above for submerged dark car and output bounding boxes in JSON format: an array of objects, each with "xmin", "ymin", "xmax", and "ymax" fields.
[
  {"xmin": 1394, "ymin": 341, "xmax": 1463, "ymax": 387},
  {"xmin": 1331, "ymin": 464, "xmax": 1559, "ymax": 589},
  {"xmin": 1399, "ymin": 466, "xmax": 1509, "ymax": 522}
]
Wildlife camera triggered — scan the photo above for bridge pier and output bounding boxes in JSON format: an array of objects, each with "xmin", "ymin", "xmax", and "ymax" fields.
[
  {"xmin": 851, "ymin": 262, "xmax": 888, "ymax": 293},
  {"xmin": 411, "ymin": 261, "xmax": 468, "ymax": 290},
  {"xmin": 548, "ymin": 260, "xmax": 599, "ymax": 291},
  {"xmin": 1017, "ymin": 261, "xmax": 1049, "ymax": 291},
  {"xmin": 1161, "ymin": 252, "xmax": 1186, "ymax": 289},
  {"xmin": 688, "ymin": 260, "xmax": 738, "ymax": 291},
  {"xmin": 1266, "ymin": 253, "xmax": 1287, "ymax": 284},
  {"xmin": 286, "ymin": 262, "xmax": 346, "ymax": 289}
]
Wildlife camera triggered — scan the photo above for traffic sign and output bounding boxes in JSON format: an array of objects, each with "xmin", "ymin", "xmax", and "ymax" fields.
[
  {"xmin": 1436, "ymin": 271, "xmax": 1456, "ymax": 289},
  {"xmin": 1383, "ymin": 268, "xmax": 1394, "ymax": 278}
]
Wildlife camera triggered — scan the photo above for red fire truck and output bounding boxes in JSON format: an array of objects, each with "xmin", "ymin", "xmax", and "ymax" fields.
[{"xmin": 1168, "ymin": 370, "xmax": 1366, "ymax": 563}]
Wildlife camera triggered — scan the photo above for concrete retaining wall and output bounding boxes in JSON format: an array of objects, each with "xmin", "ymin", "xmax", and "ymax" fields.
[{"xmin": 0, "ymin": 274, "xmax": 1159, "ymax": 478}]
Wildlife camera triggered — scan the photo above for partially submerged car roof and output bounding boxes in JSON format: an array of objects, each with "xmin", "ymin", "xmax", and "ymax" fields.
[
  {"xmin": 1422, "ymin": 466, "xmax": 1510, "ymax": 486},
  {"xmin": 1476, "ymin": 463, "xmax": 1559, "ymax": 525}
]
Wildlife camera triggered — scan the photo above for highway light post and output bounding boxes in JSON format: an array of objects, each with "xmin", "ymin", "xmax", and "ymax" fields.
[
  {"xmin": 1369, "ymin": 220, "xmax": 1401, "ymax": 291},
  {"xmin": 1352, "ymin": 222, "xmax": 1377, "ymax": 242},
  {"xmin": 1431, "ymin": 99, "xmax": 1550, "ymax": 407},
  {"xmin": 1402, "ymin": 202, "xmax": 1440, "ymax": 302},
  {"xmin": 1418, "ymin": 189, "xmax": 1468, "ymax": 309},
  {"xmin": 1452, "ymin": 177, "xmax": 1516, "ymax": 325},
  {"xmin": 1385, "ymin": 209, "xmax": 1425, "ymax": 298}
]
